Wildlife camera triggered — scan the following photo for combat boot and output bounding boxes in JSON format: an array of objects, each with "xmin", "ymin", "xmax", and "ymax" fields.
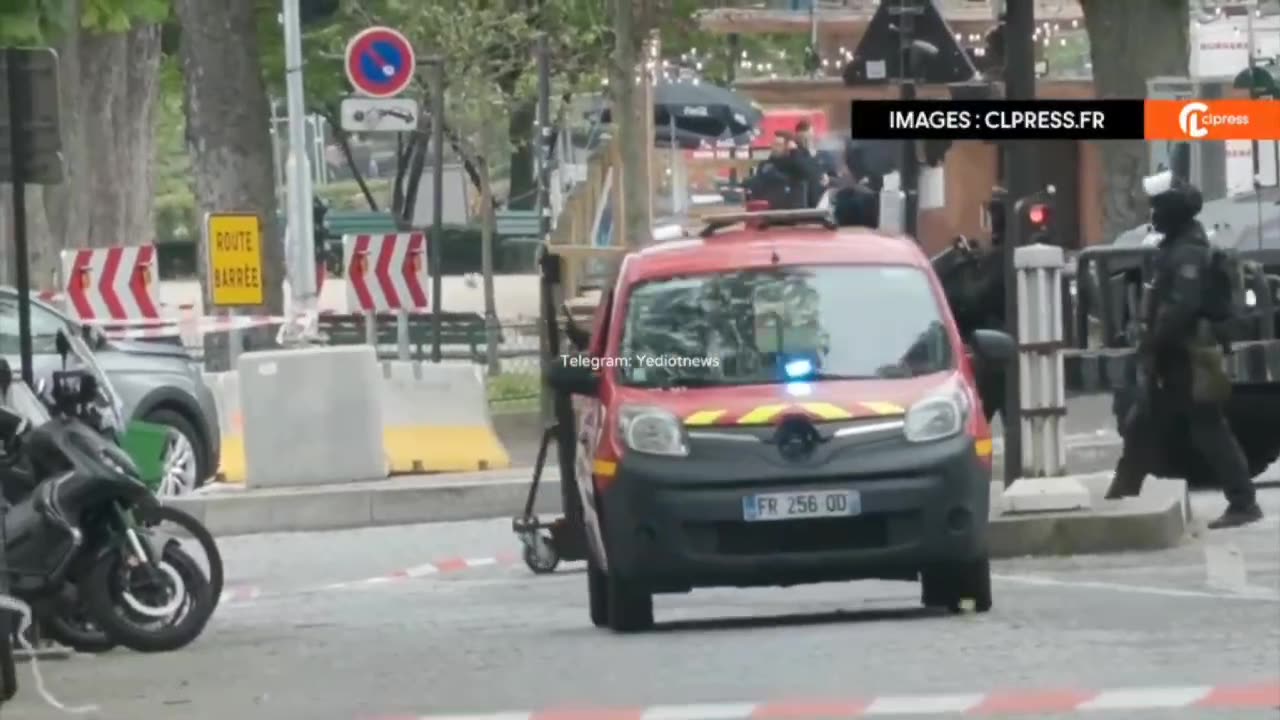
[{"xmin": 1207, "ymin": 503, "xmax": 1263, "ymax": 530}]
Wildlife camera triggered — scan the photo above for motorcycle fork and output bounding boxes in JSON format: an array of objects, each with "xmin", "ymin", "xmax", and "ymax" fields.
[{"xmin": 114, "ymin": 502, "xmax": 163, "ymax": 579}]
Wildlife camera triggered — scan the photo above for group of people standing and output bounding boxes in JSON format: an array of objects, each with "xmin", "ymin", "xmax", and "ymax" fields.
[
  {"xmin": 744, "ymin": 120, "xmax": 881, "ymax": 227},
  {"xmin": 745, "ymin": 121, "xmax": 834, "ymax": 210}
]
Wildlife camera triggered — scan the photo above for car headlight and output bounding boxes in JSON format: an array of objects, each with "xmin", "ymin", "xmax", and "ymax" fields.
[
  {"xmin": 1245, "ymin": 289, "xmax": 1257, "ymax": 307},
  {"xmin": 904, "ymin": 381, "xmax": 970, "ymax": 443},
  {"xmin": 617, "ymin": 405, "xmax": 689, "ymax": 457}
]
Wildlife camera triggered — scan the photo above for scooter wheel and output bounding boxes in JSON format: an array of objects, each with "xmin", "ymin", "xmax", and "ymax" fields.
[{"xmin": 523, "ymin": 535, "xmax": 560, "ymax": 574}]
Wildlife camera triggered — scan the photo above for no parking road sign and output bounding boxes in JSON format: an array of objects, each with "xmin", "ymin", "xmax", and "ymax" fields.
[{"xmin": 345, "ymin": 26, "xmax": 416, "ymax": 98}]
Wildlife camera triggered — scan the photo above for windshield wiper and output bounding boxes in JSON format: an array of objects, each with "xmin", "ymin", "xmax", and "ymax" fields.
[{"xmin": 801, "ymin": 372, "xmax": 883, "ymax": 381}]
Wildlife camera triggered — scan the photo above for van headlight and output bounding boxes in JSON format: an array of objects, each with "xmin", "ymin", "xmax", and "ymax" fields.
[
  {"xmin": 1245, "ymin": 289, "xmax": 1256, "ymax": 307},
  {"xmin": 617, "ymin": 405, "xmax": 689, "ymax": 457},
  {"xmin": 904, "ymin": 382, "xmax": 970, "ymax": 443}
]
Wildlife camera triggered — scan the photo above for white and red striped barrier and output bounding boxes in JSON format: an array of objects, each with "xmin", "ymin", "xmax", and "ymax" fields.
[
  {"xmin": 59, "ymin": 246, "xmax": 161, "ymax": 323},
  {"xmin": 101, "ymin": 314, "xmax": 285, "ymax": 341},
  {"xmin": 342, "ymin": 233, "xmax": 430, "ymax": 312}
]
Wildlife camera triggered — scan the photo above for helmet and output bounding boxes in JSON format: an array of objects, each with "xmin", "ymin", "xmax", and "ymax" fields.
[{"xmin": 1143, "ymin": 170, "xmax": 1202, "ymax": 235}]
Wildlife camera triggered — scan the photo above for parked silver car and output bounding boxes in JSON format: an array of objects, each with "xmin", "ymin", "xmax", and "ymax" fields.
[{"xmin": 0, "ymin": 288, "xmax": 220, "ymax": 494}]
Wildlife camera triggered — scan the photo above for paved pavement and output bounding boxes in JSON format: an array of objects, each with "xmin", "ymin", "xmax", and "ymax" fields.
[{"xmin": 8, "ymin": 486, "xmax": 1279, "ymax": 720}]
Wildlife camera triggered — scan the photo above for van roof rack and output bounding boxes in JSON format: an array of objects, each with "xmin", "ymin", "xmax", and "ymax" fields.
[{"xmin": 699, "ymin": 208, "xmax": 837, "ymax": 238}]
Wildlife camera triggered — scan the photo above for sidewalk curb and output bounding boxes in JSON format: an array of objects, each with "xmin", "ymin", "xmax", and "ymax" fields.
[
  {"xmin": 989, "ymin": 476, "xmax": 1188, "ymax": 558},
  {"xmin": 168, "ymin": 476, "xmax": 562, "ymax": 536},
  {"xmin": 173, "ymin": 471, "xmax": 1189, "ymax": 560}
]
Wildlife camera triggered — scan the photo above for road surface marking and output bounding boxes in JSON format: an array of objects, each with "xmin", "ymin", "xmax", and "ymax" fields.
[{"xmin": 994, "ymin": 573, "xmax": 1280, "ymax": 602}]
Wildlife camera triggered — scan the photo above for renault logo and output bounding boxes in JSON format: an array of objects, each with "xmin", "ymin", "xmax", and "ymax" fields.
[{"xmin": 773, "ymin": 415, "xmax": 821, "ymax": 461}]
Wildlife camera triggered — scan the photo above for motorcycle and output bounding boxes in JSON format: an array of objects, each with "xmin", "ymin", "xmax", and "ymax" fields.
[
  {"xmin": 0, "ymin": 331, "xmax": 224, "ymax": 654},
  {"xmin": 0, "ymin": 336, "xmax": 216, "ymax": 653}
]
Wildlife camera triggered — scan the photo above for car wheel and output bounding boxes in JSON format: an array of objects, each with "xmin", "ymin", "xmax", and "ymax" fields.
[
  {"xmin": 606, "ymin": 572, "xmax": 653, "ymax": 633},
  {"xmin": 587, "ymin": 556, "xmax": 609, "ymax": 628},
  {"xmin": 146, "ymin": 408, "xmax": 208, "ymax": 495},
  {"xmin": 921, "ymin": 558, "xmax": 992, "ymax": 614}
]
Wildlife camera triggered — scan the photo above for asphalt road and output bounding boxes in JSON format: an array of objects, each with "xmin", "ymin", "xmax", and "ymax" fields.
[{"xmin": 7, "ymin": 485, "xmax": 1279, "ymax": 720}]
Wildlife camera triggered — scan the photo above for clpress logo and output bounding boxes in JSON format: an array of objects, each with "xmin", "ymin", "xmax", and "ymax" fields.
[
  {"xmin": 1146, "ymin": 99, "xmax": 1279, "ymax": 140},
  {"xmin": 1177, "ymin": 101, "xmax": 1210, "ymax": 138}
]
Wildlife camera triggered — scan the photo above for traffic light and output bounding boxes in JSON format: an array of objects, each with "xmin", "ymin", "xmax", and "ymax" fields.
[
  {"xmin": 1018, "ymin": 199, "xmax": 1054, "ymax": 245},
  {"xmin": 300, "ymin": 0, "xmax": 340, "ymax": 27}
]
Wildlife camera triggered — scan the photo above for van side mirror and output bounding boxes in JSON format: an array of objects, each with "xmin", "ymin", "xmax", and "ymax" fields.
[
  {"xmin": 970, "ymin": 329, "xmax": 1016, "ymax": 363},
  {"xmin": 548, "ymin": 358, "xmax": 599, "ymax": 397},
  {"xmin": 0, "ymin": 358, "xmax": 10, "ymax": 397}
]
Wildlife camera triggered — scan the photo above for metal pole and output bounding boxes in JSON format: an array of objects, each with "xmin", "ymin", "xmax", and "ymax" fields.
[
  {"xmin": 993, "ymin": 0, "xmax": 1006, "ymax": 186},
  {"xmin": 6, "ymin": 50, "xmax": 34, "ymax": 386},
  {"xmin": 281, "ymin": 0, "xmax": 317, "ymax": 340},
  {"xmin": 1002, "ymin": 0, "xmax": 1035, "ymax": 485},
  {"xmin": 727, "ymin": 33, "xmax": 739, "ymax": 84},
  {"xmin": 536, "ymin": 35, "xmax": 552, "ymax": 239},
  {"xmin": 430, "ymin": 59, "xmax": 445, "ymax": 362},
  {"xmin": 1246, "ymin": 0, "xmax": 1260, "ymax": 178},
  {"xmin": 898, "ymin": 0, "xmax": 920, "ymax": 240}
]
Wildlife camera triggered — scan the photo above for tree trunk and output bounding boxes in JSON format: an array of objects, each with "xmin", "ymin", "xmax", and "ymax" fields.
[
  {"xmin": 0, "ymin": 10, "xmax": 161, "ymax": 292},
  {"xmin": 610, "ymin": 0, "xmax": 652, "ymax": 249},
  {"xmin": 174, "ymin": 0, "xmax": 284, "ymax": 314},
  {"xmin": 1081, "ymin": 0, "xmax": 1190, "ymax": 242},
  {"xmin": 506, "ymin": 99, "xmax": 538, "ymax": 209}
]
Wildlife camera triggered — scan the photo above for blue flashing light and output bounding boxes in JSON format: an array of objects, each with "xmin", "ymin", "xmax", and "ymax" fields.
[{"xmin": 784, "ymin": 358, "xmax": 813, "ymax": 379}]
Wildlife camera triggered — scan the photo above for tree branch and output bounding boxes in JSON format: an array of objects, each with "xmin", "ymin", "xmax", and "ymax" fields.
[{"xmin": 319, "ymin": 102, "xmax": 379, "ymax": 211}]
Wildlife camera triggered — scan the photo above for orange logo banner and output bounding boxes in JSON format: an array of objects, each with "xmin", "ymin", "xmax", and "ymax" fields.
[{"xmin": 1144, "ymin": 100, "xmax": 1280, "ymax": 141}]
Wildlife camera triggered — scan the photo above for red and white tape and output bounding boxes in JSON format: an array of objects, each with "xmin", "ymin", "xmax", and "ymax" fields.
[
  {"xmin": 218, "ymin": 553, "xmax": 519, "ymax": 606},
  {"xmin": 370, "ymin": 682, "xmax": 1280, "ymax": 719}
]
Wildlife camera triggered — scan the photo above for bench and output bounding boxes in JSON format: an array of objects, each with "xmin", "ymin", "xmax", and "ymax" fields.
[{"xmin": 319, "ymin": 312, "xmax": 505, "ymax": 362}]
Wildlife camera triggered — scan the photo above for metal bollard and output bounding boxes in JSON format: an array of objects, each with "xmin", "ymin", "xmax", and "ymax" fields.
[{"xmin": 1014, "ymin": 244, "xmax": 1067, "ymax": 477}]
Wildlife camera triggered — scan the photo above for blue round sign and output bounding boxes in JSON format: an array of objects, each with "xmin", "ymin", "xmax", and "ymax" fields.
[{"xmin": 345, "ymin": 27, "xmax": 416, "ymax": 98}]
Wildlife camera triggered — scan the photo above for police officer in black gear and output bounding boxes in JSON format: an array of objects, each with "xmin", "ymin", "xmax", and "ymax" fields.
[{"xmin": 1106, "ymin": 171, "xmax": 1263, "ymax": 529}]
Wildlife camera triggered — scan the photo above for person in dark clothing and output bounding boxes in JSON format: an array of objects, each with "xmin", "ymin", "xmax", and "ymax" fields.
[
  {"xmin": 747, "ymin": 135, "xmax": 801, "ymax": 209},
  {"xmin": 1106, "ymin": 171, "xmax": 1262, "ymax": 530},
  {"xmin": 783, "ymin": 120, "xmax": 830, "ymax": 208}
]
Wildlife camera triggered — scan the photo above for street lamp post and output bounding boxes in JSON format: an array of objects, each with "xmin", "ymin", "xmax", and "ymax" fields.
[{"xmin": 280, "ymin": 0, "xmax": 318, "ymax": 343}]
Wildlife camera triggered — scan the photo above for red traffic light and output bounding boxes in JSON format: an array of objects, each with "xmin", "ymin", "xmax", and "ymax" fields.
[{"xmin": 1027, "ymin": 203, "xmax": 1049, "ymax": 226}]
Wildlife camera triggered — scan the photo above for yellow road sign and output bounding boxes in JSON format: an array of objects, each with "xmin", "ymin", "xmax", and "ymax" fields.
[{"xmin": 207, "ymin": 213, "xmax": 264, "ymax": 307}]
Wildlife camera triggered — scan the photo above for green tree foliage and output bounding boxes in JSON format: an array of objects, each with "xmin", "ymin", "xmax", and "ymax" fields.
[{"xmin": 0, "ymin": 0, "xmax": 169, "ymax": 44}]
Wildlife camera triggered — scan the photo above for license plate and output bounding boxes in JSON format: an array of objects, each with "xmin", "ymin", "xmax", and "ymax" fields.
[{"xmin": 742, "ymin": 490, "xmax": 860, "ymax": 522}]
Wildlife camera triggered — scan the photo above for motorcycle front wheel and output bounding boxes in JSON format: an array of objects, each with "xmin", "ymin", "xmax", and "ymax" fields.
[
  {"xmin": 80, "ymin": 543, "xmax": 214, "ymax": 653},
  {"xmin": 134, "ymin": 504, "xmax": 224, "ymax": 608}
]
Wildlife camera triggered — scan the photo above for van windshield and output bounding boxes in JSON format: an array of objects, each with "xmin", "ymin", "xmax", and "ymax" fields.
[{"xmin": 616, "ymin": 264, "xmax": 953, "ymax": 388}]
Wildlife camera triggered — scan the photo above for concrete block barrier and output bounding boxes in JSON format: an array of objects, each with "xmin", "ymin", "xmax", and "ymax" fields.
[
  {"xmin": 202, "ymin": 371, "xmax": 246, "ymax": 483},
  {"xmin": 378, "ymin": 361, "xmax": 511, "ymax": 473},
  {"xmin": 238, "ymin": 346, "xmax": 386, "ymax": 488}
]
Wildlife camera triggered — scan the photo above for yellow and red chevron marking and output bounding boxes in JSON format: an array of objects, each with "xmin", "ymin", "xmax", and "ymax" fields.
[{"xmin": 683, "ymin": 401, "xmax": 905, "ymax": 427}]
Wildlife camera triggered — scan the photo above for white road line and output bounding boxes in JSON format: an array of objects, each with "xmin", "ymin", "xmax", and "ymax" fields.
[
  {"xmin": 642, "ymin": 703, "xmax": 758, "ymax": 720},
  {"xmin": 863, "ymin": 694, "xmax": 984, "ymax": 714},
  {"xmin": 993, "ymin": 573, "xmax": 1280, "ymax": 602},
  {"xmin": 1077, "ymin": 686, "xmax": 1210, "ymax": 710}
]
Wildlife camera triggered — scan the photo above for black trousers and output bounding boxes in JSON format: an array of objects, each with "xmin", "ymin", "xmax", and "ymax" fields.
[{"xmin": 1113, "ymin": 387, "xmax": 1256, "ymax": 508}]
